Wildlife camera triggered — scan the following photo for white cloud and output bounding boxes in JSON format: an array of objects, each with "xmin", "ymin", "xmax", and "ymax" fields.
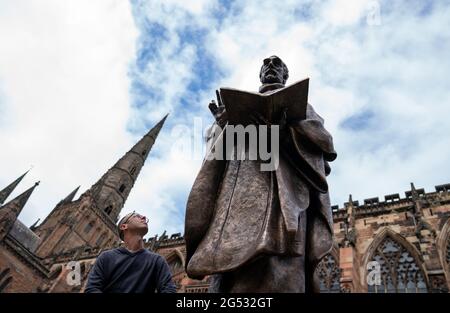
[
  {"xmin": 0, "ymin": 0, "xmax": 138, "ymax": 226},
  {"xmin": 322, "ymin": 0, "xmax": 370, "ymax": 26}
]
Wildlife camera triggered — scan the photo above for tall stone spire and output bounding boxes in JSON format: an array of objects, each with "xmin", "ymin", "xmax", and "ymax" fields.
[
  {"xmin": 0, "ymin": 181, "xmax": 39, "ymax": 240},
  {"xmin": 56, "ymin": 186, "xmax": 80, "ymax": 207},
  {"xmin": 0, "ymin": 170, "xmax": 29, "ymax": 205},
  {"xmin": 89, "ymin": 114, "xmax": 168, "ymax": 222}
]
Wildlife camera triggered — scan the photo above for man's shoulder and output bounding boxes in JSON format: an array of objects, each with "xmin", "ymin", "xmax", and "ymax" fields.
[
  {"xmin": 142, "ymin": 249, "xmax": 165, "ymax": 260},
  {"xmin": 141, "ymin": 250, "xmax": 171, "ymax": 267},
  {"xmin": 97, "ymin": 248, "xmax": 121, "ymax": 260}
]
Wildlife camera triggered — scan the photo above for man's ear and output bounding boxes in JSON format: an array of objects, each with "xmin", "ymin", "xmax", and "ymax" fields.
[{"xmin": 120, "ymin": 224, "xmax": 128, "ymax": 231}]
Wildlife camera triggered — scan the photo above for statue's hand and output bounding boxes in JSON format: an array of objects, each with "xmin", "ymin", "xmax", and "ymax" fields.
[{"xmin": 209, "ymin": 100, "xmax": 228, "ymax": 128}]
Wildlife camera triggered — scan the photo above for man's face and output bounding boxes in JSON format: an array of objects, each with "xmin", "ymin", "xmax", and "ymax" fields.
[
  {"xmin": 121, "ymin": 213, "xmax": 148, "ymax": 237},
  {"xmin": 260, "ymin": 56, "xmax": 286, "ymax": 85}
]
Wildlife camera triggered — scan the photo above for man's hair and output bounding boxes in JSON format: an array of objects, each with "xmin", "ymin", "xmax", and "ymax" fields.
[
  {"xmin": 117, "ymin": 212, "xmax": 135, "ymax": 241},
  {"xmin": 259, "ymin": 56, "xmax": 289, "ymax": 85}
]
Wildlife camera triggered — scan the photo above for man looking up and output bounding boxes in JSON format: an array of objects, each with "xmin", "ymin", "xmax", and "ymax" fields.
[{"xmin": 85, "ymin": 211, "xmax": 176, "ymax": 293}]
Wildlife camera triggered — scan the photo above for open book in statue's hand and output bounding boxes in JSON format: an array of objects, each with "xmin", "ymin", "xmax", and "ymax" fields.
[{"xmin": 219, "ymin": 78, "xmax": 309, "ymax": 126}]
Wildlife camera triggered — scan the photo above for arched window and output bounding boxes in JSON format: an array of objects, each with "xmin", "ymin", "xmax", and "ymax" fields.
[
  {"xmin": 142, "ymin": 150, "xmax": 147, "ymax": 156},
  {"xmin": 130, "ymin": 166, "xmax": 137, "ymax": 176},
  {"xmin": 315, "ymin": 254, "xmax": 341, "ymax": 293},
  {"xmin": 367, "ymin": 236, "xmax": 427, "ymax": 293},
  {"xmin": 119, "ymin": 184, "xmax": 126, "ymax": 193},
  {"xmin": 84, "ymin": 221, "xmax": 94, "ymax": 234}
]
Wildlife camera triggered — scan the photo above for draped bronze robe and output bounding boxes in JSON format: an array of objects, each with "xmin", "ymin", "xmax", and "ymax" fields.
[{"xmin": 184, "ymin": 85, "xmax": 337, "ymax": 292}]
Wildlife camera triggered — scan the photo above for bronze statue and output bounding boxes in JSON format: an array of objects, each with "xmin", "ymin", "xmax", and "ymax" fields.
[{"xmin": 184, "ymin": 56, "xmax": 337, "ymax": 292}]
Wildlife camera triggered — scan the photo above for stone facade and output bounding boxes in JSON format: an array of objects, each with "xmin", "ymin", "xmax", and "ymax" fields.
[{"xmin": 325, "ymin": 182, "xmax": 450, "ymax": 293}]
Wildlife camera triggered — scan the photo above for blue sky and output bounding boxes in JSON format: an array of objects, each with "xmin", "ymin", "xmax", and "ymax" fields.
[{"xmin": 1, "ymin": 0, "xmax": 449, "ymax": 237}]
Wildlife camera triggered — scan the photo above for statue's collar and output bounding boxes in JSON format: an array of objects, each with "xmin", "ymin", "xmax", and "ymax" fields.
[{"xmin": 259, "ymin": 83, "xmax": 285, "ymax": 94}]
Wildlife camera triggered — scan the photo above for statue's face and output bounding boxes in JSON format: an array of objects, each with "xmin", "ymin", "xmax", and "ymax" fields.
[{"xmin": 260, "ymin": 56, "xmax": 286, "ymax": 85}]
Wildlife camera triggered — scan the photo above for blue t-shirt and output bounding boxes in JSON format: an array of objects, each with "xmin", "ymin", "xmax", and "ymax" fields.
[{"xmin": 85, "ymin": 247, "xmax": 176, "ymax": 293}]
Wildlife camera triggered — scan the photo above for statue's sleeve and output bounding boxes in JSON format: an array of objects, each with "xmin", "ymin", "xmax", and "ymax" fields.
[
  {"xmin": 289, "ymin": 104, "xmax": 337, "ymax": 162},
  {"xmin": 279, "ymin": 104, "xmax": 337, "ymax": 193}
]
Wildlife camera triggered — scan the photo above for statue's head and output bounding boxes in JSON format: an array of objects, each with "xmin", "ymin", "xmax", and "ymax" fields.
[{"xmin": 259, "ymin": 55, "xmax": 289, "ymax": 85}]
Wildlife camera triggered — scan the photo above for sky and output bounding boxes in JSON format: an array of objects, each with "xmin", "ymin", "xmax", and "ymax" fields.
[{"xmin": 1, "ymin": 0, "xmax": 449, "ymax": 238}]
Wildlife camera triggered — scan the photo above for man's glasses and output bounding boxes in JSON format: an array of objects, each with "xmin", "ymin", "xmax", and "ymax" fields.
[{"xmin": 121, "ymin": 211, "xmax": 149, "ymax": 225}]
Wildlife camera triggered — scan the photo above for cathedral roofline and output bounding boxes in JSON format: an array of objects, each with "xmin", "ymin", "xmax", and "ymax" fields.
[{"xmin": 331, "ymin": 182, "xmax": 450, "ymax": 221}]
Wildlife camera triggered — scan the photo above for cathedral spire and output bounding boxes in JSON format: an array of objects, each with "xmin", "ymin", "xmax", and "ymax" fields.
[
  {"xmin": 56, "ymin": 186, "xmax": 80, "ymax": 207},
  {"xmin": 0, "ymin": 181, "xmax": 39, "ymax": 240},
  {"xmin": 89, "ymin": 114, "xmax": 168, "ymax": 222},
  {"xmin": 0, "ymin": 170, "xmax": 30, "ymax": 205}
]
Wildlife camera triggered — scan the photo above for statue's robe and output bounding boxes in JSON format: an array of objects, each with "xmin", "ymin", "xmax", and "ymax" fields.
[{"xmin": 184, "ymin": 83, "xmax": 337, "ymax": 292}]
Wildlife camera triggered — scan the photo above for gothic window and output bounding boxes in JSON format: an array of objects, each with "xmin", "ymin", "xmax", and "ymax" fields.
[
  {"xmin": 119, "ymin": 184, "xmax": 126, "ymax": 193},
  {"xmin": 0, "ymin": 268, "xmax": 12, "ymax": 293},
  {"xmin": 130, "ymin": 166, "xmax": 137, "ymax": 176},
  {"xmin": 315, "ymin": 254, "xmax": 341, "ymax": 293},
  {"xmin": 84, "ymin": 221, "xmax": 94, "ymax": 234},
  {"xmin": 367, "ymin": 236, "xmax": 428, "ymax": 293},
  {"xmin": 104, "ymin": 205, "xmax": 113, "ymax": 215}
]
